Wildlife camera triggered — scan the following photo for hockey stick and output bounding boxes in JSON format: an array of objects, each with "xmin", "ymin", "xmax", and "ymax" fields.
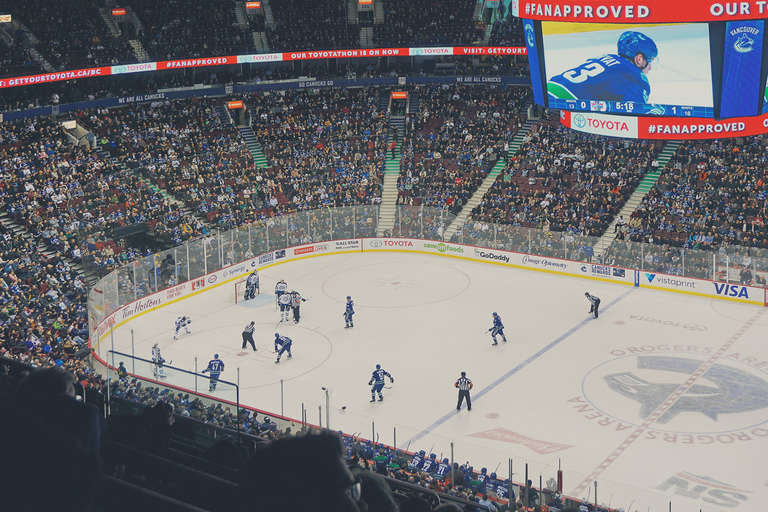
[{"xmin": 494, "ymin": 461, "xmax": 501, "ymax": 473}]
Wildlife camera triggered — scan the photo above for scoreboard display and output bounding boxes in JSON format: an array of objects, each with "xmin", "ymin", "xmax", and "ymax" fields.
[{"xmin": 515, "ymin": 0, "xmax": 768, "ymax": 137}]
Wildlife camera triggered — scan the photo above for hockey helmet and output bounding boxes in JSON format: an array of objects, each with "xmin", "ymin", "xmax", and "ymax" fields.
[
  {"xmin": 481, "ymin": 467, "xmax": 487, "ymax": 474},
  {"xmin": 617, "ymin": 31, "xmax": 658, "ymax": 64},
  {"xmin": 214, "ymin": 354, "xmax": 219, "ymax": 358},
  {"xmin": 376, "ymin": 364, "xmax": 381, "ymax": 369},
  {"xmin": 584, "ymin": 292, "xmax": 590, "ymax": 296},
  {"xmin": 250, "ymin": 321, "xmax": 255, "ymax": 325},
  {"xmin": 492, "ymin": 312, "xmax": 498, "ymax": 316},
  {"xmin": 430, "ymin": 453, "xmax": 436, "ymax": 459},
  {"xmin": 275, "ymin": 333, "xmax": 280, "ymax": 337},
  {"xmin": 491, "ymin": 472, "xmax": 497, "ymax": 479},
  {"xmin": 347, "ymin": 295, "xmax": 352, "ymax": 300},
  {"xmin": 419, "ymin": 450, "xmax": 426, "ymax": 456},
  {"xmin": 443, "ymin": 458, "xmax": 449, "ymax": 464}
]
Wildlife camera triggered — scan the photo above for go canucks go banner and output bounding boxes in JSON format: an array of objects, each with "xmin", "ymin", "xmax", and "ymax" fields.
[
  {"xmin": 560, "ymin": 110, "xmax": 768, "ymax": 140},
  {"xmin": 512, "ymin": 0, "xmax": 768, "ymax": 22}
]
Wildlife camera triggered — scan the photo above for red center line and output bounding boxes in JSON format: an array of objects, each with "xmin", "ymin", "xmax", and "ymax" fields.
[{"xmin": 571, "ymin": 307, "xmax": 767, "ymax": 496}]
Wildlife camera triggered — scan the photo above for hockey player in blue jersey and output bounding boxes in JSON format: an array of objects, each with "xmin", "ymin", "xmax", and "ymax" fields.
[
  {"xmin": 274, "ymin": 333, "xmax": 292, "ymax": 363},
  {"xmin": 420, "ymin": 453, "xmax": 438, "ymax": 473},
  {"xmin": 488, "ymin": 312, "xmax": 507, "ymax": 345},
  {"xmin": 202, "ymin": 354, "xmax": 225, "ymax": 392},
  {"xmin": 368, "ymin": 364, "xmax": 394, "ymax": 402},
  {"xmin": 547, "ymin": 31, "xmax": 658, "ymax": 103},
  {"xmin": 344, "ymin": 296, "xmax": 355, "ymax": 328},
  {"xmin": 409, "ymin": 450, "xmax": 426, "ymax": 471},
  {"xmin": 435, "ymin": 458, "xmax": 451, "ymax": 481}
]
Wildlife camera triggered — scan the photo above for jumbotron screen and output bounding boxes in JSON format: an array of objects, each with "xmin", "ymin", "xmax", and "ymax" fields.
[{"xmin": 516, "ymin": 1, "xmax": 768, "ymax": 121}]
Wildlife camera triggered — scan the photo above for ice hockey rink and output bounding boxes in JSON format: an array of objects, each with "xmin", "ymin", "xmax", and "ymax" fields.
[{"xmin": 108, "ymin": 251, "xmax": 768, "ymax": 512}]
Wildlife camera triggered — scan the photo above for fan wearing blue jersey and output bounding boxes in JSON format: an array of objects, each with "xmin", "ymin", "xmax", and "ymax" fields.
[
  {"xmin": 368, "ymin": 364, "xmax": 393, "ymax": 402},
  {"xmin": 488, "ymin": 312, "xmax": 507, "ymax": 345},
  {"xmin": 547, "ymin": 31, "xmax": 658, "ymax": 103}
]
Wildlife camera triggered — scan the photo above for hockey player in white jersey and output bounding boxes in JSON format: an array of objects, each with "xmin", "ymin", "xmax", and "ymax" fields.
[
  {"xmin": 174, "ymin": 315, "xmax": 191, "ymax": 339},
  {"xmin": 278, "ymin": 292, "xmax": 293, "ymax": 322},
  {"xmin": 244, "ymin": 270, "xmax": 259, "ymax": 300},
  {"xmin": 152, "ymin": 342, "xmax": 166, "ymax": 379}
]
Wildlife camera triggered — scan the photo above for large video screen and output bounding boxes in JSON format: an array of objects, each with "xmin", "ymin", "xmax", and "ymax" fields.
[{"xmin": 542, "ymin": 23, "xmax": 715, "ymax": 117}]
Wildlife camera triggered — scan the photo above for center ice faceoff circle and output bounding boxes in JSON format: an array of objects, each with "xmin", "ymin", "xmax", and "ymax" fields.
[{"xmin": 322, "ymin": 260, "xmax": 470, "ymax": 308}]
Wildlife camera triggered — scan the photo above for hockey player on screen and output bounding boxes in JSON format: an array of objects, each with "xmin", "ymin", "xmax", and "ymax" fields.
[
  {"xmin": 202, "ymin": 354, "xmax": 225, "ymax": 392},
  {"xmin": 344, "ymin": 296, "xmax": 355, "ymax": 328},
  {"xmin": 488, "ymin": 312, "xmax": 507, "ymax": 345},
  {"xmin": 278, "ymin": 291, "xmax": 293, "ymax": 322},
  {"xmin": 274, "ymin": 333, "xmax": 293, "ymax": 363},
  {"xmin": 368, "ymin": 364, "xmax": 394, "ymax": 402},
  {"xmin": 547, "ymin": 30, "xmax": 658, "ymax": 103},
  {"xmin": 152, "ymin": 342, "xmax": 166, "ymax": 379},
  {"xmin": 244, "ymin": 270, "xmax": 259, "ymax": 300},
  {"xmin": 173, "ymin": 315, "xmax": 191, "ymax": 340}
]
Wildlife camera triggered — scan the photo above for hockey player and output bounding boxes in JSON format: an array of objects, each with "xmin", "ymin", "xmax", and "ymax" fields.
[
  {"xmin": 152, "ymin": 342, "xmax": 166, "ymax": 379},
  {"xmin": 344, "ymin": 295, "xmax": 355, "ymax": 328},
  {"xmin": 435, "ymin": 458, "xmax": 451, "ymax": 481},
  {"xmin": 275, "ymin": 279, "xmax": 288, "ymax": 303},
  {"xmin": 547, "ymin": 31, "xmax": 658, "ymax": 103},
  {"xmin": 409, "ymin": 450, "xmax": 426, "ymax": 471},
  {"xmin": 202, "ymin": 354, "xmax": 225, "ymax": 392},
  {"xmin": 242, "ymin": 321, "xmax": 257, "ymax": 351},
  {"xmin": 420, "ymin": 453, "xmax": 438, "ymax": 473},
  {"xmin": 278, "ymin": 291, "xmax": 293, "ymax": 323},
  {"xmin": 368, "ymin": 364, "xmax": 394, "ymax": 402},
  {"xmin": 488, "ymin": 312, "xmax": 507, "ymax": 345},
  {"xmin": 244, "ymin": 270, "xmax": 259, "ymax": 300},
  {"xmin": 585, "ymin": 292, "xmax": 601, "ymax": 318},
  {"xmin": 290, "ymin": 290, "xmax": 306, "ymax": 324},
  {"xmin": 173, "ymin": 315, "xmax": 191, "ymax": 340},
  {"xmin": 477, "ymin": 467, "xmax": 490, "ymax": 485},
  {"xmin": 274, "ymin": 333, "xmax": 293, "ymax": 363}
]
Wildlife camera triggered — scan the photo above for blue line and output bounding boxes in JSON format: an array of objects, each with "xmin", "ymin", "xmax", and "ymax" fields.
[{"xmin": 404, "ymin": 287, "xmax": 635, "ymax": 448}]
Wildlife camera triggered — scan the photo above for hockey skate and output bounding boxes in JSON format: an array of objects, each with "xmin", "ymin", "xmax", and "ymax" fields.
[
  {"xmin": 275, "ymin": 359, "xmax": 280, "ymax": 364},
  {"xmin": 503, "ymin": 338, "xmax": 507, "ymax": 342},
  {"xmin": 492, "ymin": 341, "xmax": 498, "ymax": 346},
  {"xmin": 378, "ymin": 396, "xmax": 383, "ymax": 402},
  {"xmin": 173, "ymin": 336, "xmax": 178, "ymax": 340},
  {"xmin": 287, "ymin": 354, "xmax": 292, "ymax": 358},
  {"xmin": 370, "ymin": 398, "xmax": 376, "ymax": 403},
  {"xmin": 345, "ymin": 325, "xmax": 351, "ymax": 329}
]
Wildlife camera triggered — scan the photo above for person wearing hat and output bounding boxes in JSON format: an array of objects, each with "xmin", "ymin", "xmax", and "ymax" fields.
[
  {"xmin": 585, "ymin": 292, "xmax": 601, "ymax": 319},
  {"xmin": 202, "ymin": 354, "xmax": 225, "ymax": 392},
  {"xmin": 455, "ymin": 371, "xmax": 473, "ymax": 411}
]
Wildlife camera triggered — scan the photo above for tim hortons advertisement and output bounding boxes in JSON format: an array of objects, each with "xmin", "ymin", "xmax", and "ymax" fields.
[
  {"xmin": 513, "ymin": 0, "xmax": 768, "ymax": 23},
  {"xmin": 560, "ymin": 110, "xmax": 768, "ymax": 140}
]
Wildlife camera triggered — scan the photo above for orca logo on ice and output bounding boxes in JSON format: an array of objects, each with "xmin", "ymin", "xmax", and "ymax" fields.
[
  {"xmin": 573, "ymin": 114, "xmax": 587, "ymax": 128},
  {"xmin": 734, "ymin": 33, "xmax": 755, "ymax": 53}
]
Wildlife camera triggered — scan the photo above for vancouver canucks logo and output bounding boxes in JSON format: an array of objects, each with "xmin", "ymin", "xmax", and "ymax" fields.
[
  {"xmin": 734, "ymin": 33, "xmax": 754, "ymax": 53},
  {"xmin": 524, "ymin": 24, "xmax": 535, "ymax": 48},
  {"xmin": 605, "ymin": 356, "xmax": 768, "ymax": 424}
]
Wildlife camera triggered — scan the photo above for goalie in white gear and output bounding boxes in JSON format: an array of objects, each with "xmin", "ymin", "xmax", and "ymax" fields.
[
  {"xmin": 152, "ymin": 342, "xmax": 166, "ymax": 379},
  {"xmin": 174, "ymin": 315, "xmax": 191, "ymax": 339},
  {"xmin": 244, "ymin": 270, "xmax": 259, "ymax": 300},
  {"xmin": 278, "ymin": 292, "xmax": 293, "ymax": 322}
]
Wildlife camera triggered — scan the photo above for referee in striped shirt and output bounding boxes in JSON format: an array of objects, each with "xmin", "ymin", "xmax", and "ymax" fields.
[
  {"xmin": 585, "ymin": 292, "xmax": 601, "ymax": 319},
  {"xmin": 455, "ymin": 371, "xmax": 473, "ymax": 411},
  {"xmin": 242, "ymin": 321, "xmax": 257, "ymax": 351}
]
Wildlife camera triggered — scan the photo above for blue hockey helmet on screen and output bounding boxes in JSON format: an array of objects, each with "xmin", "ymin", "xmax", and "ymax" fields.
[
  {"xmin": 617, "ymin": 31, "xmax": 658, "ymax": 64},
  {"xmin": 376, "ymin": 364, "xmax": 381, "ymax": 369}
]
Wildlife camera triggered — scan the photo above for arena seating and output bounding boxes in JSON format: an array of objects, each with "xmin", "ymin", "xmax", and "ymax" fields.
[
  {"xmin": 266, "ymin": 0, "xmax": 360, "ymax": 51},
  {"xmin": 373, "ymin": 0, "xmax": 482, "ymax": 47}
]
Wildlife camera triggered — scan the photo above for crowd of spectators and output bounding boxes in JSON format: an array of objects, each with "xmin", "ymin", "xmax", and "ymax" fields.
[
  {"xmin": 266, "ymin": 0, "xmax": 360, "ymax": 52},
  {"xmin": 396, "ymin": 84, "xmax": 530, "ymax": 221},
  {"xmin": 373, "ymin": 0, "xmax": 483, "ymax": 47},
  {"xmin": 0, "ymin": 36, "xmax": 43, "ymax": 78},
  {"xmin": 131, "ymin": 0, "xmax": 253, "ymax": 60},
  {"xmin": 8, "ymin": 0, "xmax": 136, "ymax": 70},
  {"xmin": 470, "ymin": 120, "xmax": 662, "ymax": 238},
  {"xmin": 487, "ymin": 17, "xmax": 525, "ymax": 47}
]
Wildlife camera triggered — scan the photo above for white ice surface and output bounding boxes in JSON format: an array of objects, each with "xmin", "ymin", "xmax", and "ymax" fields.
[{"xmin": 109, "ymin": 252, "xmax": 768, "ymax": 512}]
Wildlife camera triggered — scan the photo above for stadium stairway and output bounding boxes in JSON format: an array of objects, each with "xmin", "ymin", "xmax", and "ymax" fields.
[
  {"xmin": 234, "ymin": 1, "xmax": 249, "ymax": 30},
  {"xmin": 442, "ymin": 119, "xmax": 536, "ymax": 241},
  {"xmin": 376, "ymin": 131, "xmax": 403, "ymax": 236},
  {"xmin": 0, "ymin": 212, "xmax": 90, "ymax": 285},
  {"xmin": 237, "ymin": 125, "xmax": 269, "ymax": 169},
  {"xmin": 99, "ymin": 8, "xmax": 123, "ymax": 38},
  {"xmin": 594, "ymin": 140, "xmax": 682, "ymax": 258},
  {"xmin": 347, "ymin": 0, "xmax": 359, "ymax": 24}
]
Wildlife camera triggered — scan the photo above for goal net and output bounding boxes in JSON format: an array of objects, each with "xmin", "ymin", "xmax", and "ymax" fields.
[{"xmin": 227, "ymin": 278, "xmax": 259, "ymax": 303}]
